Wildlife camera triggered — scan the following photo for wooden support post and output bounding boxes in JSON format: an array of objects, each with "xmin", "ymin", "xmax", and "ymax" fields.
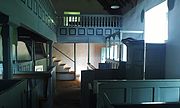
[
  {"xmin": 46, "ymin": 42, "xmax": 48, "ymax": 71},
  {"xmin": 1, "ymin": 14, "xmax": 13, "ymax": 79},
  {"xmin": 31, "ymin": 40, "xmax": 36, "ymax": 72},
  {"xmin": 49, "ymin": 41, "xmax": 53, "ymax": 68},
  {"xmin": 119, "ymin": 32, "xmax": 123, "ymax": 65}
]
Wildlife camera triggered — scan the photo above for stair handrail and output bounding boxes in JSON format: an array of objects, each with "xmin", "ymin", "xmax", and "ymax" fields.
[
  {"xmin": 53, "ymin": 46, "xmax": 75, "ymax": 63},
  {"xmin": 87, "ymin": 63, "xmax": 96, "ymax": 70}
]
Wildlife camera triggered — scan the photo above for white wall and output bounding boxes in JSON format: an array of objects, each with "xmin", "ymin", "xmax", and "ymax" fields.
[{"xmin": 166, "ymin": 0, "xmax": 180, "ymax": 78}]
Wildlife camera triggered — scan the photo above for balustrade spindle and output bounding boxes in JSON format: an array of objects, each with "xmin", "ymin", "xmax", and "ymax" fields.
[
  {"xmin": 84, "ymin": 16, "xmax": 86, "ymax": 27},
  {"xmin": 116, "ymin": 17, "xmax": 118, "ymax": 27},
  {"xmin": 86, "ymin": 16, "xmax": 88, "ymax": 27},
  {"xmin": 90, "ymin": 17, "xmax": 92, "ymax": 27},
  {"xmin": 110, "ymin": 16, "xmax": 112, "ymax": 27},
  {"xmin": 112, "ymin": 17, "xmax": 115, "ymax": 27},
  {"xmin": 81, "ymin": 16, "xmax": 84, "ymax": 27},
  {"xmin": 108, "ymin": 17, "xmax": 111, "ymax": 27},
  {"xmin": 95, "ymin": 17, "xmax": 97, "ymax": 27},
  {"xmin": 103, "ymin": 16, "xmax": 105, "ymax": 27},
  {"xmin": 93, "ymin": 16, "xmax": 96, "ymax": 27}
]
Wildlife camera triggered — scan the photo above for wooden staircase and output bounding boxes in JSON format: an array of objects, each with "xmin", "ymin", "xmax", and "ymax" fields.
[{"xmin": 53, "ymin": 57, "xmax": 76, "ymax": 81}]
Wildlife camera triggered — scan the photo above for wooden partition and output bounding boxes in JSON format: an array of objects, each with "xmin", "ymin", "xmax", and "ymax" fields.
[
  {"xmin": 0, "ymin": 80, "xmax": 28, "ymax": 108},
  {"xmin": 13, "ymin": 66, "xmax": 56, "ymax": 108},
  {"xmin": 93, "ymin": 79, "xmax": 180, "ymax": 108},
  {"xmin": 81, "ymin": 69, "xmax": 125, "ymax": 108}
]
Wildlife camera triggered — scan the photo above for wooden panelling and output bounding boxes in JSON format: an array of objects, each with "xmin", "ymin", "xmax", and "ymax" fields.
[
  {"xmin": 104, "ymin": 88, "xmax": 125, "ymax": 104},
  {"xmin": 159, "ymin": 87, "xmax": 180, "ymax": 102},
  {"xmin": 78, "ymin": 28, "xmax": 85, "ymax": 35},
  {"xmin": 0, "ymin": 80, "xmax": 27, "ymax": 108},
  {"xmin": 69, "ymin": 28, "xmax": 76, "ymax": 35},
  {"xmin": 87, "ymin": 28, "xmax": 94, "ymax": 35},
  {"xmin": 96, "ymin": 28, "xmax": 103, "ymax": 35},
  {"xmin": 105, "ymin": 29, "xmax": 112, "ymax": 35},
  {"xmin": 58, "ymin": 27, "xmax": 120, "ymax": 43},
  {"xmin": 60, "ymin": 28, "xmax": 67, "ymax": 35},
  {"xmin": 131, "ymin": 88, "xmax": 153, "ymax": 103}
]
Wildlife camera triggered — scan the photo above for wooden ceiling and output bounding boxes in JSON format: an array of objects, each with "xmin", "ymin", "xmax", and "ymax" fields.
[{"xmin": 97, "ymin": 0, "xmax": 139, "ymax": 15}]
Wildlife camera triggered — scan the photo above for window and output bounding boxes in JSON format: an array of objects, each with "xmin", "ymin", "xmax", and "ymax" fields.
[
  {"xmin": 121, "ymin": 44, "xmax": 127, "ymax": 62},
  {"xmin": 17, "ymin": 41, "xmax": 31, "ymax": 61},
  {"xmin": 64, "ymin": 11, "xmax": 80, "ymax": 26},
  {"xmin": 145, "ymin": 0, "xmax": 168, "ymax": 43}
]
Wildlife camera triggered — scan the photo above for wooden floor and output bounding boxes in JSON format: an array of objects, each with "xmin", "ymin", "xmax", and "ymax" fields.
[{"xmin": 53, "ymin": 80, "xmax": 81, "ymax": 108}]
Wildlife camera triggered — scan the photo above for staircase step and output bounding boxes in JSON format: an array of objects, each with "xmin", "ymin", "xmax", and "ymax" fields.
[
  {"xmin": 52, "ymin": 56, "xmax": 57, "ymax": 61},
  {"xmin": 64, "ymin": 67, "xmax": 71, "ymax": 70},
  {"xmin": 56, "ymin": 64, "xmax": 69, "ymax": 72},
  {"xmin": 54, "ymin": 60, "xmax": 61, "ymax": 62},
  {"xmin": 57, "ymin": 71, "xmax": 75, "ymax": 74},
  {"xmin": 53, "ymin": 60, "xmax": 61, "ymax": 66},
  {"xmin": 59, "ymin": 63, "xmax": 66, "ymax": 66},
  {"xmin": 56, "ymin": 72, "xmax": 75, "ymax": 80}
]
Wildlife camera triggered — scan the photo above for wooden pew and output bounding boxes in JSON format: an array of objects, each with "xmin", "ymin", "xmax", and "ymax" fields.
[
  {"xmin": 81, "ymin": 69, "xmax": 125, "ymax": 108},
  {"xmin": 112, "ymin": 103, "xmax": 180, "ymax": 108},
  {"xmin": 13, "ymin": 66, "xmax": 56, "ymax": 108},
  {"xmin": 103, "ymin": 92, "xmax": 180, "ymax": 108},
  {"xmin": 93, "ymin": 79, "xmax": 180, "ymax": 108}
]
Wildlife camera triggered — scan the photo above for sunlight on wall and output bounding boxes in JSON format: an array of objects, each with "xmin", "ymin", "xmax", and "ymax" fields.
[
  {"xmin": 122, "ymin": 44, "xmax": 127, "ymax": 62},
  {"xmin": 145, "ymin": 0, "xmax": 168, "ymax": 43}
]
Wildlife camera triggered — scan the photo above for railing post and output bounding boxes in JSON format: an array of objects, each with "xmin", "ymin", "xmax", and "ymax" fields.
[
  {"xmin": 109, "ymin": 38, "xmax": 111, "ymax": 59},
  {"xmin": 88, "ymin": 42, "xmax": 90, "ymax": 64},
  {"xmin": 74, "ymin": 43, "xmax": 76, "ymax": 75}
]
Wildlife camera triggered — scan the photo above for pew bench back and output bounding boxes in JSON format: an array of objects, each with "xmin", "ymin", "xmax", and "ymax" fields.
[{"xmin": 93, "ymin": 79, "xmax": 180, "ymax": 108}]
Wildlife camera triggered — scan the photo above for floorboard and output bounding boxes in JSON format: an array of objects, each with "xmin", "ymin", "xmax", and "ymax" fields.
[{"xmin": 53, "ymin": 80, "xmax": 81, "ymax": 108}]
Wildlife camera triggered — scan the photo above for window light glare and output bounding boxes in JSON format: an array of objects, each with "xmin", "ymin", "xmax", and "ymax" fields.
[{"xmin": 64, "ymin": 11, "xmax": 80, "ymax": 15}]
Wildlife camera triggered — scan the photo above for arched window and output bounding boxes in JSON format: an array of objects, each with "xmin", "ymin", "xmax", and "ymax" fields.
[{"xmin": 145, "ymin": 0, "xmax": 168, "ymax": 43}]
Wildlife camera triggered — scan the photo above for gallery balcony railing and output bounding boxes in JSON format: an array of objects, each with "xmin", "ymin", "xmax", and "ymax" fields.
[
  {"xmin": 57, "ymin": 15, "xmax": 122, "ymax": 43},
  {"xmin": 58, "ymin": 15, "xmax": 122, "ymax": 27}
]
